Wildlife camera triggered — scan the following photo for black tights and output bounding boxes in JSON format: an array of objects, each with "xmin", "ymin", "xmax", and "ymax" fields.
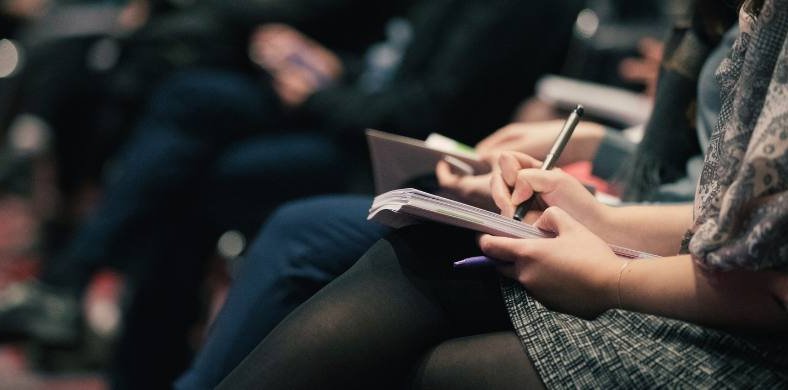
[{"xmin": 218, "ymin": 225, "xmax": 544, "ymax": 389}]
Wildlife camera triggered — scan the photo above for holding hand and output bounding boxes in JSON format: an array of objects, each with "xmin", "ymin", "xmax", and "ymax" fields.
[
  {"xmin": 249, "ymin": 24, "xmax": 343, "ymax": 107},
  {"xmin": 435, "ymin": 160, "xmax": 495, "ymax": 211},
  {"xmin": 476, "ymin": 121, "xmax": 605, "ymax": 165},
  {"xmin": 479, "ymin": 207, "xmax": 621, "ymax": 318},
  {"xmin": 490, "ymin": 151, "xmax": 604, "ymax": 227}
]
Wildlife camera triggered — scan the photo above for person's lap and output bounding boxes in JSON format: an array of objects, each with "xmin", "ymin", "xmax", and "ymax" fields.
[
  {"xmin": 216, "ymin": 224, "xmax": 542, "ymax": 389},
  {"xmin": 109, "ymin": 148, "xmax": 355, "ymax": 388},
  {"xmin": 176, "ymin": 195, "xmax": 391, "ymax": 389}
]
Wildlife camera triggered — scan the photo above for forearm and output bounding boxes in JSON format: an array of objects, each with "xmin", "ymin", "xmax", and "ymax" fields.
[
  {"xmin": 591, "ymin": 203, "xmax": 693, "ymax": 256},
  {"xmin": 617, "ymin": 255, "xmax": 788, "ymax": 334}
]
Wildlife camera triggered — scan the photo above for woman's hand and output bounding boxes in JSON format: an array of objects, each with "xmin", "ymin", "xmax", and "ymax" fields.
[
  {"xmin": 435, "ymin": 160, "xmax": 495, "ymax": 211},
  {"xmin": 490, "ymin": 151, "xmax": 606, "ymax": 228},
  {"xmin": 479, "ymin": 207, "xmax": 621, "ymax": 318},
  {"xmin": 476, "ymin": 121, "xmax": 605, "ymax": 165}
]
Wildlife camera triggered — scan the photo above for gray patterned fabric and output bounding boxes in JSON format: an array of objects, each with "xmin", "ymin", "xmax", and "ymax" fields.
[
  {"xmin": 502, "ymin": 281, "xmax": 787, "ymax": 388},
  {"xmin": 502, "ymin": 2, "xmax": 788, "ymax": 387},
  {"xmin": 691, "ymin": 0, "xmax": 788, "ymax": 271}
]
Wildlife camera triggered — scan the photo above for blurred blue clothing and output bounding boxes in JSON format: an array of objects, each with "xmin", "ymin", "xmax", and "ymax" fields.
[
  {"xmin": 39, "ymin": 69, "xmax": 346, "ymax": 388},
  {"xmin": 176, "ymin": 195, "xmax": 389, "ymax": 390},
  {"xmin": 40, "ymin": 69, "xmax": 344, "ymax": 292},
  {"xmin": 176, "ymin": 24, "xmax": 742, "ymax": 388}
]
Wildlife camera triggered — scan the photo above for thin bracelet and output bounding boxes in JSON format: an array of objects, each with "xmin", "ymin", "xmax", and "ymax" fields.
[{"xmin": 617, "ymin": 260, "xmax": 633, "ymax": 309}]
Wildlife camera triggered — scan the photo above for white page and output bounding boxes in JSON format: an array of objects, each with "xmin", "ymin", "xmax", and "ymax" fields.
[{"xmin": 369, "ymin": 189, "xmax": 657, "ymax": 259}]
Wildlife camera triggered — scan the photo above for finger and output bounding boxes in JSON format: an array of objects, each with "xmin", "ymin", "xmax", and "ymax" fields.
[
  {"xmin": 638, "ymin": 37, "xmax": 664, "ymax": 61},
  {"xmin": 510, "ymin": 170, "xmax": 537, "ymax": 207},
  {"xmin": 478, "ymin": 150, "xmax": 502, "ymax": 166},
  {"xmin": 532, "ymin": 206, "xmax": 579, "ymax": 234},
  {"xmin": 496, "ymin": 152, "xmax": 542, "ymax": 186},
  {"xmin": 272, "ymin": 79, "xmax": 299, "ymax": 106},
  {"xmin": 618, "ymin": 58, "xmax": 654, "ymax": 83},
  {"xmin": 476, "ymin": 125, "xmax": 520, "ymax": 152},
  {"xmin": 273, "ymin": 73, "xmax": 313, "ymax": 106},
  {"xmin": 495, "ymin": 263, "xmax": 518, "ymax": 280},
  {"xmin": 509, "ymin": 169, "xmax": 569, "ymax": 206},
  {"xmin": 435, "ymin": 160, "xmax": 460, "ymax": 188},
  {"xmin": 490, "ymin": 173, "xmax": 514, "ymax": 216},
  {"xmin": 498, "ymin": 153, "xmax": 524, "ymax": 188},
  {"xmin": 282, "ymin": 66, "xmax": 322, "ymax": 91},
  {"xmin": 478, "ymin": 234, "xmax": 539, "ymax": 263}
]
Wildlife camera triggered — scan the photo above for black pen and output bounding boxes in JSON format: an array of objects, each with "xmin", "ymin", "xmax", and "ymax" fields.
[{"xmin": 513, "ymin": 104, "xmax": 584, "ymax": 221}]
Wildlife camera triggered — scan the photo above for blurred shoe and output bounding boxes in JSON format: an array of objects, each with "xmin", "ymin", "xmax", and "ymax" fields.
[{"xmin": 0, "ymin": 281, "xmax": 81, "ymax": 346}]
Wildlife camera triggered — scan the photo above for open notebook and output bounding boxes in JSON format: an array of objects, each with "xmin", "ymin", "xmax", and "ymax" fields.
[
  {"xmin": 369, "ymin": 188, "xmax": 657, "ymax": 260},
  {"xmin": 366, "ymin": 129, "xmax": 490, "ymax": 194}
]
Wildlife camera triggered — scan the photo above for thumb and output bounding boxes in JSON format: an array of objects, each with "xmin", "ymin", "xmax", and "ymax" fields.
[{"xmin": 532, "ymin": 206, "xmax": 579, "ymax": 234}]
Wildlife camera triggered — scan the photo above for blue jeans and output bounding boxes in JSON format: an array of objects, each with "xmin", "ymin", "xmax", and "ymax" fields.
[
  {"xmin": 43, "ymin": 69, "xmax": 345, "ymax": 290},
  {"xmin": 176, "ymin": 195, "xmax": 390, "ymax": 390},
  {"xmin": 39, "ymin": 70, "xmax": 349, "ymax": 388}
]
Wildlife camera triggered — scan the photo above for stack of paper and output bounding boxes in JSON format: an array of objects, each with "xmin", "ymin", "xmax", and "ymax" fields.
[{"xmin": 369, "ymin": 188, "xmax": 657, "ymax": 260}]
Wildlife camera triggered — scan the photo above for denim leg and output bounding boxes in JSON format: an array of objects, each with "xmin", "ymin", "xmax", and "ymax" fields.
[
  {"xmin": 109, "ymin": 208, "xmax": 216, "ymax": 390},
  {"xmin": 198, "ymin": 133, "xmax": 347, "ymax": 234},
  {"xmin": 175, "ymin": 195, "xmax": 390, "ymax": 390},
  {"xmin": 40, "ymin": 70, "xmax": 282, "ymax": 294},
  {"xmin": 109, "ymin": 135, "xmax": 349, "ymax": 388}
]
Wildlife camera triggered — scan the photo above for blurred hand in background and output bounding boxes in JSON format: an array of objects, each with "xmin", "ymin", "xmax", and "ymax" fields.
[
  {"xmin": 618, "ymin": 37, "xmax": 664, "ymax": 98},
  {"xmin": 249, "ymin": 24, "xmax": 343, "ymax": 107},
  {"xmin": 2, "ymin": 0, "xmax": 49, "ymax": 19}
]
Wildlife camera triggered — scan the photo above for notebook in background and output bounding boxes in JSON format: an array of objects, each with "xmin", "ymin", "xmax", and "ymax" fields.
[{"xmin": 366, "ymin": 129, "xmax": 490, "ymax": 194}]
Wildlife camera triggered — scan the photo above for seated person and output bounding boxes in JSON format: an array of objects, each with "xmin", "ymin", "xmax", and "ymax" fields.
[
  {"xmin": 177, "ymin": 3, "xmax": 742, "ymax": 386},
  {"xmin": 0, "ymin": 0, "xmax": 584, "ymax": 387},
  {"xmin": 216, "ymin": 0, "xmax": 788, "ymax": 387}
]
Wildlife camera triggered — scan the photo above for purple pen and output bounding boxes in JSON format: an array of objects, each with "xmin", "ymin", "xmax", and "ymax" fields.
[{"xmin": 453, "ymin": 256, "xmax": 497, "ymax": 268}]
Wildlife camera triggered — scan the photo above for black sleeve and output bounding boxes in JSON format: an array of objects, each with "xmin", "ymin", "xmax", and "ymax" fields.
[
  {"xmin": 300, "ymin": 0, "xmax": 584, "ymax": 143},
  {"xmin": 213, "ymin": 0, "xmax": 411, "ymax": 49},
  {"xmin": 214, "ymin": 0, "xmax": 353, "ymax": 30}
]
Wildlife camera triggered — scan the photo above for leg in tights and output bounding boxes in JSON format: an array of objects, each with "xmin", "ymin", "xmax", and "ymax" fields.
[
  {"xmin": 177, "ymin": 195, "xmax": 390, "ymax": 389},
  {"xmin": 413, "ymin": 332, "xmax": 543, "ymax": 390},
  {"xmin": 218, "ymin": 224, "xmax": 545, "ymax": 389}
]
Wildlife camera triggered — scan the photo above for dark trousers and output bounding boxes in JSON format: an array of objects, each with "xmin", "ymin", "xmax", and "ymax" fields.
[
  {"xmin": 38, "ymin": 69, "xmax": 348, "ymax": 388},
  {"xmin": 176, "ymin": 195, "xmax": 390, "ymax": 389}
]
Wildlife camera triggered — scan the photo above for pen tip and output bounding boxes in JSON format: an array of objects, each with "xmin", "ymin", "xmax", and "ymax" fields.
[{"xmin": 575, "ymin": 105, "xmax": 584, "ymax": 117}]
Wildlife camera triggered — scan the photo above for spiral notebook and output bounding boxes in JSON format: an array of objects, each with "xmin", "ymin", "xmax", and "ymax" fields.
[{"xmin": 368, "ymin": 188, "xmax": 657, "ymax": 259}]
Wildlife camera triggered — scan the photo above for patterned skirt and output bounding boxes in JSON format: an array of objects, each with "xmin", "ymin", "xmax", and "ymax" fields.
[{"xmin": 500, "ymin": 281, "xmax": 788, "ymax": 388}]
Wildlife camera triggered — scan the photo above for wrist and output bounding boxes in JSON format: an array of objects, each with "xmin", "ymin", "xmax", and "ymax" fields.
[
  {"xmin": 581, "ymin": 200, "xmax": 615, "ymax": 239},
  {"xmin": 603, "ymin": 257, "xmax": 627, "ymax": 311}
]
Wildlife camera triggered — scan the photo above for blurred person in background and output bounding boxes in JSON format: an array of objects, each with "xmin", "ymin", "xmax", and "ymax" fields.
[
  {"xmin": 0, "ymin": 0, "xmax": 586, "ymax": 387},
  {"xmin": 216, "ymin": 0, "xmax": 788, "ymax": 387},
  {"xmin": 0, "ymin": 0, "xmax": 405, "ymax": 386},
  {"xmin": 176, "ymin": 1, "xmax": 740, "ymax": 386},
  {"xmin": 0, "ymin": 0, "xmax": 244, "ymax": 262}
]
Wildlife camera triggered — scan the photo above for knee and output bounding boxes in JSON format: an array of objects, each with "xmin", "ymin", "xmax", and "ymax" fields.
[{"xmin": 242, "ymin": 198, "xmax": 336, "ymax": 276}]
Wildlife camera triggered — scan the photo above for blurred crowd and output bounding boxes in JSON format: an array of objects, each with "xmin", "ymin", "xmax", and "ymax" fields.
[{"xmin": 0, "ymin": 0, "xmax": 740, "ymax": 388}]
